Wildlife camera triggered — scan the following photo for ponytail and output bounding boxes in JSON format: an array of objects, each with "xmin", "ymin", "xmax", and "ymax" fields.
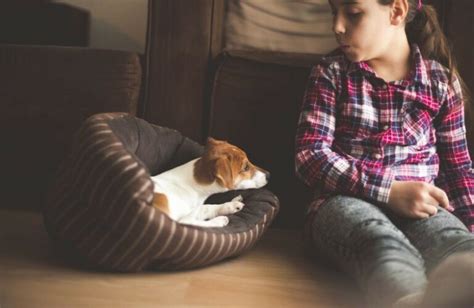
[
  {"xmin": 405, "ymin": 1, "xmax": 473, "ymax": 150},
  {"xmin": 378, "ymin": 0, "xmax": 474, "ymax": 141},
  {"xmin": 379, "ymin": 0, "xmax": 471, "ymax": 105},
  {"xmin": 406, "ymin": 4, "xmax": 458, "ymax": 83},
  {"xmin": 412, "ymin": 3, "xmax": 471, "ymax": 107},
  {"xmin": 378, "ymin": 0, "xmax": 472, "ymax": 149}
]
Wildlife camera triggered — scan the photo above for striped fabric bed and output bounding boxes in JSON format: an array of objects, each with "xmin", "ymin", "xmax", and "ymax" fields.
[{"xmin": 43, "ymin": 113, "xmax": 279, "ymax": 272}]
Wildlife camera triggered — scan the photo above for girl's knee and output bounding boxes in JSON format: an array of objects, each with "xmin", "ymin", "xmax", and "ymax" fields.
[
  {"xmin": 310, "ymin": 196, "xmax": 393, "ymax": 244},
  {"xmin": 436, "ymin": 206, "xmax": 470, "ymax": 227},
  {"xmin": 318, "ymin": 195, "xmax": 386, "ymax": 220},
  {"xmin": 422, "ymin": 226, "xmax": 474, "ymax": 272}
]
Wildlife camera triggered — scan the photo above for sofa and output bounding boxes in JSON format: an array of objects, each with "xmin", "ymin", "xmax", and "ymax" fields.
[
  {"xmin": 0, "ymin": 43, "xmax": 364, "ymax": 307},
  {"xmin": 0, "ymin": 44, "xmax": 142, "ymax": 212}
]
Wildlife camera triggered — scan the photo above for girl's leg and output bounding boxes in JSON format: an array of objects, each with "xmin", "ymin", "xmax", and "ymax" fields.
[
  {"xmin": 389, "ymin": 206, "xmax": 474, "ymax": 272},
  {"xmin": 388, "ymin": 207, "xmax": 474, "ymax": 306},
  {"xmin": 307, "ymin": 195, "xmax": 427, "ymax": 307}
]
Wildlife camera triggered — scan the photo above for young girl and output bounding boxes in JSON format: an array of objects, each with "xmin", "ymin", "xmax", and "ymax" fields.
[{"xmin": 295, "ymin": 0, "xmax": 474, "ymax": 306}]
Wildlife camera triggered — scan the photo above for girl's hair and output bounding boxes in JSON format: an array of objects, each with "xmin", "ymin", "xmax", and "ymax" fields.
[
  {"xmin": 378, "ymin": 0, "xmax": 471, "ymax": 106},
  {"xmin": 378, "ymin": 0, "xmax": 472, "ymax": 151}
]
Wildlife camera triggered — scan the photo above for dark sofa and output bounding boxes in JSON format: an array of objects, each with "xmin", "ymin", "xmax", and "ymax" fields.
[
  {"xmin": 0, "ymin": 42, "xmax": 364, "ymax": 306},
  {"xmin": 0, "ymin": 44, "xmax": 142, "ymax": 211}
]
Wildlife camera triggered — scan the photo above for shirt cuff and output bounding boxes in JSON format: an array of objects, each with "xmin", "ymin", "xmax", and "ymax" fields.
[{"xmin": 363, "ymin": 168, "xmax": 395, "ymax": 204}]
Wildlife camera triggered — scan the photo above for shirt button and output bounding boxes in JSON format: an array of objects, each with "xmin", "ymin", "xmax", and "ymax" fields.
[
  {"xmin": 381, "ymin": 84, "xmax": 388, "ymax": 90},
  {"xmin": 382, "ymin": 125, "xmax": 390, "ymax": 131},
  {"xmin": 373, "ymin": 153, "xmax": 382, "ymax": 160}
]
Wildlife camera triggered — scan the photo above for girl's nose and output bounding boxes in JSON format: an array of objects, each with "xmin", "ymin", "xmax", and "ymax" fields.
[{"xmin": 332, "ymin": 13, "xmax": 345, "ymax": 35}]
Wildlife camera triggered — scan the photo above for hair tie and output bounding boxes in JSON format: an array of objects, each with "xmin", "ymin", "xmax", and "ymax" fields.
[{"xmin": 417, "ymin": 0, "xmax": 423, "ymax": 11}]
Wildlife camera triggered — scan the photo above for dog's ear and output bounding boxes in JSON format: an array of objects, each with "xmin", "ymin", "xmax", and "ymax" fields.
[
  {"xmin": 205, "ymin": 137, "xmax": 227, "ymax": 158},
  {"xmin": 194, "ymin": 157, "xmax": 215, "ymax": 185},
  {"xmin": 214, "ymin": 156, "xmax": 234, "ymax": 189},
  {"xmin": 206, "ymin": 137, "xmax": 227, "ymax": 147},
  {"xmin": 207, "ymin": 137, "xmax": 218, "ymax": 145}
]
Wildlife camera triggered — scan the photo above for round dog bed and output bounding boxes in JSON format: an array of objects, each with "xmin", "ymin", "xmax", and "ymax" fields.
[{"xmin": 43, "ymin": 113, "xmax": 279, "ymax": 272}]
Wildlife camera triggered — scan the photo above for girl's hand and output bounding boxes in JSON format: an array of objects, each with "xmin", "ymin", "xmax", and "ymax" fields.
[{"xmin": 387, "ymin": 181, "xmax": 453, "ymax": 219}]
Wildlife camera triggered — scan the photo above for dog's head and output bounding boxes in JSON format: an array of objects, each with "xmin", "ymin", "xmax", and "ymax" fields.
[{"xmin": 194, "ymin": 138, "xmax": 270, "ymax": 190}]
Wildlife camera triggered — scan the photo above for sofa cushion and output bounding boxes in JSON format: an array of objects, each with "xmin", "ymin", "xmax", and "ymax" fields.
[
  {"xmin": 208, "ymin": 50, "xmax": 322, "ymax": 228},
  {"xmin": 0, "ymin": 44, "xmax": 142, "ymax": 210},
  {"xmin": 224, "ymin": 0, "xmax": 337, "ymax": 54}
]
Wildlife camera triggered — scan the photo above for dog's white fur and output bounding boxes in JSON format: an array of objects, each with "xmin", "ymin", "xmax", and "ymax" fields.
[{"xmin": 151, "ymin": 138, "xmax": 269, "ymax": 227}]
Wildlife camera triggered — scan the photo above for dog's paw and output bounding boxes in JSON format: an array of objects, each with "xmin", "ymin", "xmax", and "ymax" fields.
[
  {"xmin": 232, "ymin": 195, "xmax": 243, "ymax": 202},
  {"xmin": 209, "ymin": 216, "xmax": 229, "ymax": 227},
  {"xmin": 219, "ymin": 197, "xmax": 245, "ymax": 215}
]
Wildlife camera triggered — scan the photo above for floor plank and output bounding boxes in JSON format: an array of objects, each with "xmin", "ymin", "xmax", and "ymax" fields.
[{"xmin": 0, "ymin": 209, "xmax": 363, "ymax": 307}]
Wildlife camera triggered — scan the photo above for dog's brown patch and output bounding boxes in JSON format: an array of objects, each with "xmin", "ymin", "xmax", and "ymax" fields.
[
  {"xmin": 194, "ymin": 157, "xmax": 215, "ymax": 185},
  {"xmin": 153, "ymin": 192, "xmax": 169, "ymax": 215},
  {"xmin": 194, "ymin": 137, "xmax": 263, "ymax": 189}
]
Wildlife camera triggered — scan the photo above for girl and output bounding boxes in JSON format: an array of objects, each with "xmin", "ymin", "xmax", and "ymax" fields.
[{"xmin": 295, "ymin": 0, "xmax": 474, "ymax": 306}]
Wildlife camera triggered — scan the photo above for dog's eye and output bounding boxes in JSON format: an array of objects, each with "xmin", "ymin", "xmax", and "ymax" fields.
[{"xmin": 241, "ymin": 163, "xmax": 250, "ymax": 172}]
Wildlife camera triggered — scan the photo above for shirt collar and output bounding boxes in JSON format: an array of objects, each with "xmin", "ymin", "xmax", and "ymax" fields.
[{"xmin": 346, "ymin": 44, "xmax": 429, "ymax": 86}]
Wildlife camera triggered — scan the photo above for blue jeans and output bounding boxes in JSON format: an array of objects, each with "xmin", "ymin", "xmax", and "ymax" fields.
[{"xmin": 306, "ymin": 195, "xmax": 474, "ymax": 307}]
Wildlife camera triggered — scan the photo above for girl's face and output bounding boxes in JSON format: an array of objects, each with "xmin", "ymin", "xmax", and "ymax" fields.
[{"xmin": 329, "ymin": 0, "xmax": 396, "ymax": 62}]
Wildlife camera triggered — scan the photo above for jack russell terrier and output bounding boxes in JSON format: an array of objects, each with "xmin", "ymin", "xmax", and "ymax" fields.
[{"xmin": 151, "ymin": 138, "xmax": 270, "ymax": 227}]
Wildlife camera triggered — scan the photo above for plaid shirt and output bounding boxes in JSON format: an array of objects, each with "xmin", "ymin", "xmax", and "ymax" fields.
[{"xmin": 295, "ymin": 45, "xmax": 474, "ymax": 232}]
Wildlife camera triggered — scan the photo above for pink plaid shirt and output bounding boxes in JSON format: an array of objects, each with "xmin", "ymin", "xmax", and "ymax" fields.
[{"xmin": 295, "ymin": 45, "xmax": 474, "ymax": 232}]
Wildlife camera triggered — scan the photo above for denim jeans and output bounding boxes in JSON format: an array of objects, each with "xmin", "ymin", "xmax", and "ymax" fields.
[{"xmin": 306, "ymin": 195, "xmax": 474, "ymax": 307}]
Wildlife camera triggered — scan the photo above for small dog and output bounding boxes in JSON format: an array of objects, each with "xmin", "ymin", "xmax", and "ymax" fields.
[{"xmin": 151, "ymin": 138, "xmax": 270, "ymax": 227}]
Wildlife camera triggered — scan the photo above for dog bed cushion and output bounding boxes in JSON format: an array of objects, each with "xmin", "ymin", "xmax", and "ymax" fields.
[{"xmin": 43, "ymin": 113, "xmax": 279, "ymax": 272}]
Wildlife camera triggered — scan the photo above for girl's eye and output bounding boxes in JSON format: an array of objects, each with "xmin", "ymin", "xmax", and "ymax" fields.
[
  {"xmin": 331, "ymin": 8, "xmax": 362, "ymax": 19},
  {"xmin": 346, "ymin": 10, "xmax": 362, "ymax": 18}
]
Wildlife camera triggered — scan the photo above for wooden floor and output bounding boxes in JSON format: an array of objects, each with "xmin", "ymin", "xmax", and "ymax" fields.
[{"xmin": 0, "ymin": 209, "xmax": 363, "ymax": 308}]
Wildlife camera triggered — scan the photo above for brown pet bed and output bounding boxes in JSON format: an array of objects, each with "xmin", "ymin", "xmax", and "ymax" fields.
[{"xmin": 43, "ymin": 113, "xmax": 279, "ymax": 272}]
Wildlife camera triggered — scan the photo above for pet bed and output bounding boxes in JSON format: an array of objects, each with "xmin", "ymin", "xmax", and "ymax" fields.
[{"xmin": 43, "ymin": 113, "xmax": 279, "ymax": 272}]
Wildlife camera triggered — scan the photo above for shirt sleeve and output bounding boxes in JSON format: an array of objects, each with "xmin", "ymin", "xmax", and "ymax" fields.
[
  {"xmin": 434, "ymin": 75, "xmax": 474, "ymax": 232},
  {"xmin": 295, "ymin": 63, "xmax": 394, "ymax": 204}
]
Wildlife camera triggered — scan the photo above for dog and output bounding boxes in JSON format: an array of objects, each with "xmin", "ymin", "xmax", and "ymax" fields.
[{"xmin": 151, "ymin": 138, "xmax": 270, "ymax": 227}]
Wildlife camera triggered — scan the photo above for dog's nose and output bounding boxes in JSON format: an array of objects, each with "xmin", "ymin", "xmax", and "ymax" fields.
[{"xmin": 265, "ymin": 171, "xmax": 271, "ymax": 181}]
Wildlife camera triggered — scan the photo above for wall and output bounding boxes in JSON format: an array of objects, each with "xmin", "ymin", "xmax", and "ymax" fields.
[{"xmin": 53, "ymin": 0, "xmax": 148, "ymax": 53}]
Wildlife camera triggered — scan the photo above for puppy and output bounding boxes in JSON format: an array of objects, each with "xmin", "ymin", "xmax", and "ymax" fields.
[{"xmin": 151, "ymin": 138, "xmax": 270, "ymax": 227}]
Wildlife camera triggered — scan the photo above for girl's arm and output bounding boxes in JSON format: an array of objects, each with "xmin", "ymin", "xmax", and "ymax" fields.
[
  {"xmin": 434, "ymin": 75, "xmax": 474, "ymax": 232},
  {"xmin": 295, "ymin": 63, "xmax": 394, "ymax": 204}
]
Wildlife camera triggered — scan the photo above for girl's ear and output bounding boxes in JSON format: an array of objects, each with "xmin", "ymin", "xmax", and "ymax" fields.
[{"xmin": 390, "ymin": 0, "xmax": 409, "ymax": 26}]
